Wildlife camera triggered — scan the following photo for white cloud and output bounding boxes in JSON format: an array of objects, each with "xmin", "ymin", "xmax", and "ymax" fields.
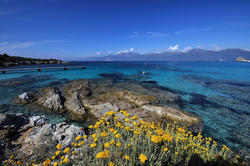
[
  {"xmin": 116, "ymin": 48, "xmax": 135, "ymax": 54},
  {"xmin": 168, "ymin": 44, "xmax": 179, "ymax": 51},
  {"xmin": 0, "ymin": 40, "xmax": 63, "ymax": 52},
  {"xmin": 96, "ymin": 51, "xmax": 101, "ymax": 55},
  {"xmin": 129, "ymin": 48, "xmax": 134, "ymax": 52},
  {"xmin": 129, "ymin": 32, "xmax": 168, "ymax": 38},
  {"xmin": 182, "ymin": 46, "xmax": 192, "ymax": 52}
]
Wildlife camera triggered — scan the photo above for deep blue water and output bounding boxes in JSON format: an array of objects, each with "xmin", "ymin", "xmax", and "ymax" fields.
[{"xmin": 0, "ymin": 61, "xmax": 250, "ymax": 158}]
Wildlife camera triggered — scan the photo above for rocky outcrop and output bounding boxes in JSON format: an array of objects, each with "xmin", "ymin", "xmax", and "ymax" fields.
[
  {"xmin": 140, "ymin": 105, "xmax": 203, "ymax": 132},
  {"xmin": 0, "ymin": 113, "xmax": 85, "ymax": 160},
  {"xmin": 35, "ymin": 87, "xmax": 64, "ymax": 113},
  {"xmin": 64, "ymin": 92, "xmax": 87, "ymax": 121},
  {"xmin": 16, "ymin": 78, "xmax": 203, "ymax": 133}
]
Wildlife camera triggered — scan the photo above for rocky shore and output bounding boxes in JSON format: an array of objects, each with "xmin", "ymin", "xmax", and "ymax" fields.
[
  {"xmin": 15, "ymin": 78, "xmax": 203, "ymax": 132},
  {"xmin": 0, "ymin": 76, "xmax": 204, "ymax": 162},
  {"xmin": 0, "ymin": 113, "xmax": 84, "ymax": 161}
]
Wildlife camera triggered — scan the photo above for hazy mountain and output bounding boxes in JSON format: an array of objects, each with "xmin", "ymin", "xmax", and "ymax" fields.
[{"xmin": 84, "ymin": 49, "xmax": 250, "ymax": 61}]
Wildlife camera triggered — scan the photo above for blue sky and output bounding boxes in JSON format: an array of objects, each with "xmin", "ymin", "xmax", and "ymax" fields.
[{"xmin": 0, "ymin": 0, "xmax": 250, "ymax": 60}]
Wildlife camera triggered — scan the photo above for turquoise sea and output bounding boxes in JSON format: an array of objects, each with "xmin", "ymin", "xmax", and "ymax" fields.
[{"xmin": 0, "ymin": 61, "xmax": 250, "ymax": 159}]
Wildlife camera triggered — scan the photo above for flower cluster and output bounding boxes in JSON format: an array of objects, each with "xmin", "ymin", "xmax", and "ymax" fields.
[{"xmin": 2, "ymin": 110, "xmax": 246, "ymax": 166}]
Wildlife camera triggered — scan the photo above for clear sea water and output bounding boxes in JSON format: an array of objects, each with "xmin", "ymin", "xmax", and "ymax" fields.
[{"xmin": 0, "ymin": 61, "xmax": 250, "ymax": 158}]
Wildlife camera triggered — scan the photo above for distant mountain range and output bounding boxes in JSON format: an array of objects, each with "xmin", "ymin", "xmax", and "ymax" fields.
[{"xmin": 84, "ymin": 49, "xmax": 250, "ymax": 61}]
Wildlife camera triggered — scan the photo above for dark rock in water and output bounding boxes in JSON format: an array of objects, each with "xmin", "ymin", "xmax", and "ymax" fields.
[
  {"xmin": 182, "ymin": 74, "xmax": 250, "ymax": 102},
  {"xmin": 128, "ymin": 74, "xmax": 150, "ymax": 79},
  {"xmin": 0, "ymin": 74, "xmax": 54, "ymax": 87},
  {"xmin": 99, "ymin": 72, "xmax": 125, "ymax": 80},
  {"xmin": 142, "ymin": 80, "xmax": 158, "ymax": 84}
]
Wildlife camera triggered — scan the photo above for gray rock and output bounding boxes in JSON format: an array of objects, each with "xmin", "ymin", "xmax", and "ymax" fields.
[
  {"xmin": 87, "ymin": 102, "xmax": 120, "ymax": 118},
  {"xmin": 36, "ymin": 87, "xmax": 64, "ymax": 112},
  {"xmin": 0, "ymin": 113, "xmax": 85, "ymax": 159},
  {"xmin": 16, "ymin": 92, "xmax": 32, "ymax": 104},
  {"xmin": 64, "ymin": 92, "xmax": 87, "ymax": 121}
]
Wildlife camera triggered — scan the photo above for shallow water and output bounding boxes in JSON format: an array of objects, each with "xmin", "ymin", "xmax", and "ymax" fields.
[{"xmin": 0, "ymin": 61, "xmax": 250, "ymax": 158}]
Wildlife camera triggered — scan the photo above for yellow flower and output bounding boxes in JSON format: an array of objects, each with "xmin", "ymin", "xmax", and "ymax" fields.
[
  {"xmin": 177, "ymin": 127, "xmax": 185, "ymax": 133},
  {"xmin": 92, "ymin": 134, "xmax": 97, "ymax": 138},
  {"xmin": 131, "ymin": 115, "xmax": 139, "ymax": 120},
  {"xmin": 116, "ymin": 141, "xmax": 121, "ymax": 147},
  {"xmin": 75, "ymin": 135, "xmax": 82, "ymax": 141},
  {"xmin": 101, "ymin": 132, "xmax": 108, "ymax": 137},
  {"xmin": 61, "ymin": 156, "xmax": 64, "ymax": 160},
  {"xmin": 56, "ymin": 144, "xmax": 62, "ymax": 150},
  {"xmin": 235, "ymin": 155, "xmax": 241, "ymax": 159},
  {"xmin": 175, "ymin": 152, "xmax": 179, "ymax": 155},
  {"xmin": 104, "ymin": 142, "xmax": 111, "ymax": 148},
  {"xmin": 43, "ymin": 159, "xmax": 51, "ymax": 166},
  {"xmin": 127, "ymin": 143, "xmax": 131, "ymax": 147},
  {"xmin": 109, "ymin": 161, "xmax": 115, "ymax": 166},
  {"xmin": 72, "ymin": 151, "xmax": 75, "ymax": 155},
  {"xmin": 115, "ymin": 133, "xmax": 121, "ymax": 138},
  {"xmin": 63, "ymin": 157, "xmax": 69, "ymax": 163},
  {"xmin": 108, "ymin": 128, "xmax": 115, "ymax": 133},
  {"xmin": 83, "ymin": 135, "xmax": 87, "ymax": 139},
  {"xmin": 53, "ymin": 162, "xmax": 58, "ymax": 166},
  {"xmin": 88, "ymin": 125, "xmax": 93, "ymax": 128},
  {"xmin": 133, "ymin": 130, "xmax": 140, "ymax": 135},
  {"xmin": 10, "ymin": 156, "xmax": 14, "ymax": 159},
  {"xmin": 139, "ymin": 154, "xmax": 148, "ymax": 164},
  {"xmin": 80, "ymin": 141, "xmax": 84, "ymax": 145},
  {"xmin": 125, "ymin": 118, "xmax": 129, "ymax": 122},
  {"xmin": 161, "ymin": 134, "xmax": 172, "ymax": 142},
  {"xmin": 96, "ymin": 150, "xmax": 110, "ymax": 159},
  {"xmin": 163, "ymin": 147, "xmax": 168, "ymax": 151},
  {"xmin": 151, "ymin": 135, "xmax": 162, "ymax": 143},
  {"xmin": 156, "ymin": 129, "xmax": 164, "ymax": 135},
  {"xmin": 110, "ymin": 139, "xmax": 115, "ymax": 144},
  {"xmin": 63, "ymin": 147, "xmax": 70, "ymax": 154},
  {"xmin": 124, "ymin": 155, "xmax": 130, "ymax": 160},
  {"xmin": 116, "ymin": 122, "xmax": 122, "ymax": 127},
  {"xmin": 125, "ymin": 126, "xmax": 130, "ymax": 131},
  {"xmin": 90, "ymin": 143, "xmax": 97, "ymax": 148},
  {"xmin": 51, "ymin": 156, "xmax": 55, "ymax": 160}
]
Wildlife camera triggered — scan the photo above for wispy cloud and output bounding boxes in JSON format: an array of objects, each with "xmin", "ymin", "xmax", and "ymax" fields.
[
  {"xmin": 129, "ymin": 32, "xmax": 168, "ymax": 38},
  {"xmin": 0, "ymin": 40, "xmax": 63, "ymax": 52},
  {"xmin": 96, "ymin": 51, "xmax": 101, "ymax": 55},
  {"xmin": 116, "ymin": 48, "xmax": 134, "ymax": 54},
  {"xmin": 175, "ymin": 27, "xmax": 214, "ymax": 34},
  {"xmin": 182, "ymin": 46, "xmax": 192, "ymax": 52},
  {"xmin": 168, "ymin": 44, "xmax": 179, "ymax": 51}
]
